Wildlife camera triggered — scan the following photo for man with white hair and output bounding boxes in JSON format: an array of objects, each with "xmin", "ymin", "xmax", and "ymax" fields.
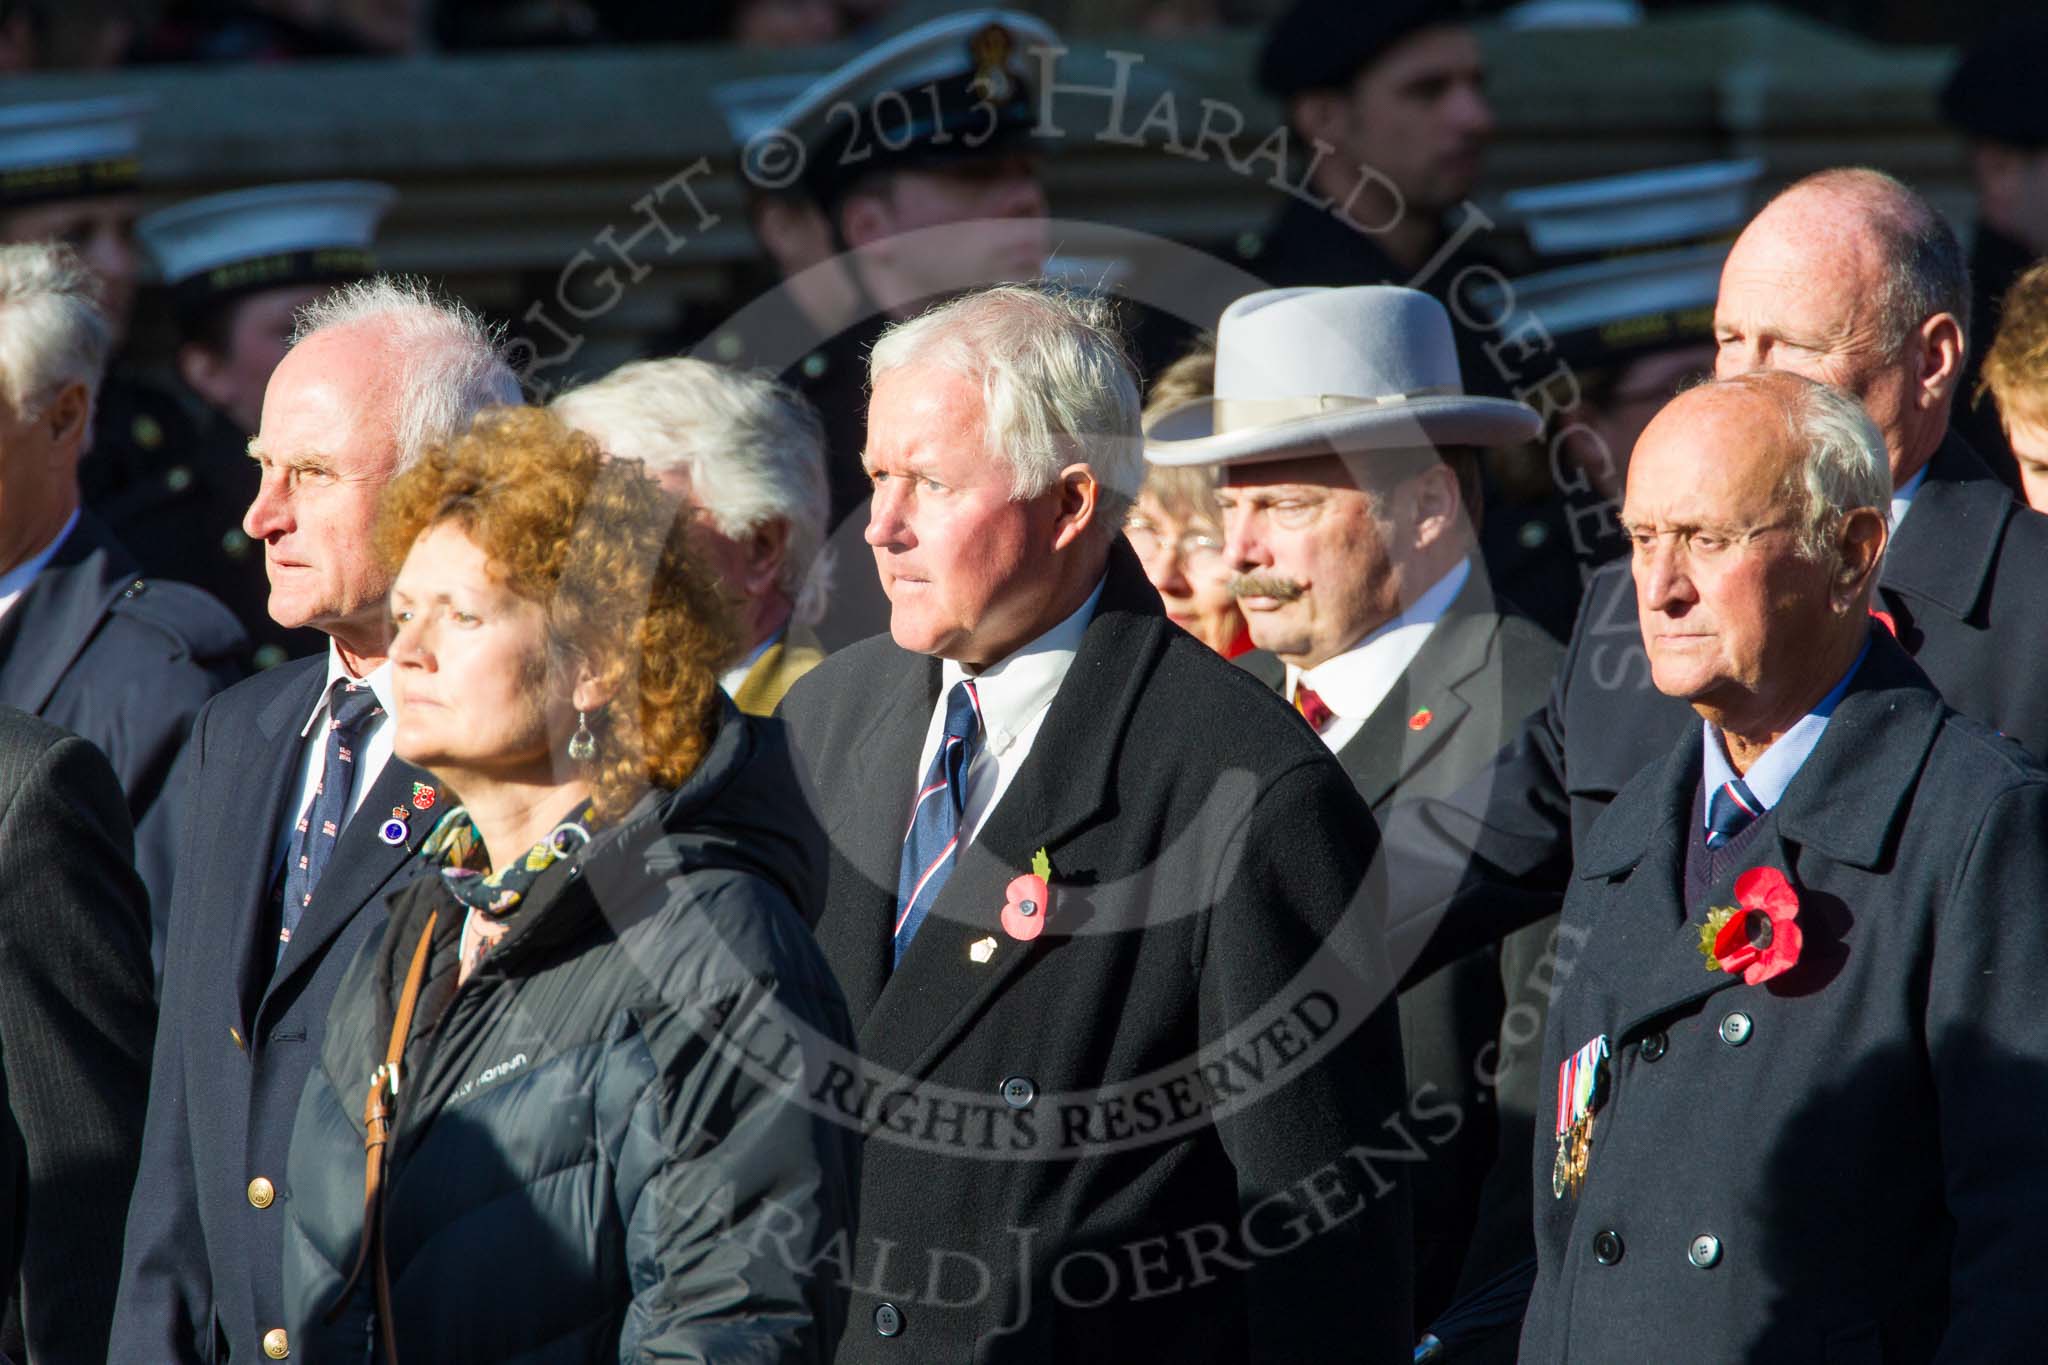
[
  {"xmin": 112, "ymin": 277, "xmax": 523, "ymax": 1365},
  {"xmin": 552, "ymin": 356, "xmax": 832, "ymax": 714},
  {"xmin": 1523, "ymin": 369, "xmax": 2048, "ymax": 1358},
  {"xmin": 0, "ymin": 241, "xmax": 244, "ymax": 940},
  {"xmin": 780, "ymin": 283, "xmax": 1413, "ymax": 1363}
]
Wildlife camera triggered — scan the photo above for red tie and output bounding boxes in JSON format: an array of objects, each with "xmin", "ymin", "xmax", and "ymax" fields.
[{"xmin": 1295, "ymin": 683, "xmax": 1335, "ymax": 734}]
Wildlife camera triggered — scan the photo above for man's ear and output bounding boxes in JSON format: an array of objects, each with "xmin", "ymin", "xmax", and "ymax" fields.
[
  {"xmin": 1287, "ymin": 92, "xmax": 1348, "ymax": 151},
  {"xmin": 1049, "ymin": 463, "xmax": 1101, "ymax": 553},
  {"xmin": 1404, "ymin": 463, "xmax": 1465, "ymax": 553},
  {"xmin": 177, "ymin": 340, "xmax": 235, "ymax": 415},
  {"xmin": 1914, "ymin": 311, "xmax": 1967, "ymax": 411},
  {"xmin": 837, "ymin": 189, "xmax": 894, "ymax": 254},
  {"xmin": 41, "ymin": 380, "xmax": 90, "ymax": 466},
  {"xmin": 739, "ymin": 519, "xmax": 792, "ymax": 599},
  {"xmin": 1835, "ymin": 507, "xmax": 1889, "ymax": 612}
]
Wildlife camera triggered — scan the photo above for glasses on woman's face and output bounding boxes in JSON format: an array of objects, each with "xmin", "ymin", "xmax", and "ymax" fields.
[{"xmin": 1126, "ymin": 515, "xmax": 1225, "ymax": 568}]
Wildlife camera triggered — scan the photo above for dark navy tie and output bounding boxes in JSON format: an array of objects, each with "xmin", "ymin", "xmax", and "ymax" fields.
[
  {"xmin": 894, "ymin": 680, "xmax": 981, "ymax": 967},
  {"xmin": 1705, "ymin": 776, "xmax": 1763, "ymax": 849},
  {"xmin": 279, "ymin": 679, "xmax": 383, "ymax": 959}
]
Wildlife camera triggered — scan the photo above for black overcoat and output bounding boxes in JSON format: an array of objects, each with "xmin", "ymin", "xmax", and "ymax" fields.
[
  {"xmin": 779, "ymin": 542, "xmax": 1415, "ymax": 1364},
  {"xmin": 109, "ymin": 656, "xmax": 437, "ymax": 1363},
  {"xmin": 1523, "ymin": 628, "xmax": 2048, "ymax": 1361}
]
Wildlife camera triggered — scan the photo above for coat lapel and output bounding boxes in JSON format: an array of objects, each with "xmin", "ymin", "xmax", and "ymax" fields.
[
  {"xmin": 855, "ymin": 549, "xmax": 1169, "ymax": 1080},
  {"xmin": 812, "ymin": 650, "xmax": 942, "ymax": 1031},
  {"xmin": 1880, "ymin": 432, "xmax": 2006, "ymax": 628},
  {"xmin": 0, "ymin": 515, "xmax": 134, "ymax": 715},
  {"xmin": 229, "ymin": 662, "xmax": 329, "ymax": 1029},
  {"xmin": 259, "ymin": 755, "xmax": 439, "ymax": 1023}
]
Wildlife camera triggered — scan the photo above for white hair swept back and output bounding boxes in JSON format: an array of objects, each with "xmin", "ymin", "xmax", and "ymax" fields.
[
  {"xmin": 0, "ymin": 242, "xmax": 110, "ymax": 416},
  {"xmin": 291, "ymin": 275, "xmax": 522, "ymax": 469},
  {"xmin": 550, "ymin": 357, "xmax": 835, "ymax": 626},
  {"xmin": 1710, "ymin": 370, "xmax": 1891, "ymax": 570},
  {"xmin": 868, "ymin": 282, "xmax": 1144, "ymax": 530}
]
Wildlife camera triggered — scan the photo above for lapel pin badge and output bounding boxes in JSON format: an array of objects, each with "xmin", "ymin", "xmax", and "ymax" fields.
[
  {"xmin": 412, "ymin": 781, "xmax": 437, "ymax": 811},
  {"xmin": 378, "ymin": 809, "xmax": 410, "ymax": 845},
  {"xmin": 969, "ymin": 936, "xmax": 997, "ymax": 964},
  {"xmin": 1000, "ymin": 847, "xmax": 1054, "ymax": 943},
  {"xmin": 1408, "ymin": 707, "xmax": 1434, "ymax": 732}
]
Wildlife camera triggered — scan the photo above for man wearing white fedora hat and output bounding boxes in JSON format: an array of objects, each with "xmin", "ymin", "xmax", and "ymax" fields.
[{"xmin": 1150, "ymin": 284, "xmax": 1559, "ymax": 1357}]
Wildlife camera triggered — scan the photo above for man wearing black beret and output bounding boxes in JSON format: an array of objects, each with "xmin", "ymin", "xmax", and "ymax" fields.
[
  {"xmin": 1940, "ymin": 15, "xmax": 2048, "ymax": 493},
  {"xmin": 1247, "ymin": 0, "xmax": 1494, "ymax": 304}
]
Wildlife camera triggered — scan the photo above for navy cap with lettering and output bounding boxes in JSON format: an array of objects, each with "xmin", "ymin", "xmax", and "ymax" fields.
[
  {"xmin": 753, "ymin": 9, "xmax": 1059, "ymax": 211},
  {"xmin": 1476, "ymin": 160, "xmax": 1763, "ymax": 369},
  {"xmin": 137, "ymin": 180, "xmax": 395, "ymax": 320},
  {"xmin": 0, "ymin": 95, "xmax": 150, "ymax": 210}
]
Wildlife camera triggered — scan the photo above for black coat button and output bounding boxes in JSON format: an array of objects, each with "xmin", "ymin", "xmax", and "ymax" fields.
[
  {"xmin": 1592, "ymin": 1230, "xmax": 1624, "ymax": 1265},
  {"xmin": 1639, "ymin": 1032, "xmax": 1667, "ymax": 1062},
  {"xmin": 1719, "ymin": 1012, "xmax": 1753, "ymax": 1047},
  {"xmin": 1689, "ymin": 1233, "xmax": 1722, "ymax": 1268},
  {"xmin": 874, "ymin": 1302, "xmax": 903, "ymax": 1337},
  {"xmin": 1000, "ymin": 1076, "xmax": 1036, "ymax": 1109}
]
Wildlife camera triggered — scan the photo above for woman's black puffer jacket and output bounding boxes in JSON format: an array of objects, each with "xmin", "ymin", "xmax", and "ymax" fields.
[{"xmin": 284, "ymin": 704, "xmax": 860, "ymax": 1363}]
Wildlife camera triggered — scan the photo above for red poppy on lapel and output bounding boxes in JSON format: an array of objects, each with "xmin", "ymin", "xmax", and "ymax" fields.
[
  {"xmin": 1699, "ymin": 866, "xmax": 1803, "ymax": 985},
  {"xmin": 1001, "ymin": 848, "xmax": 1053, "ymax": 942},
  {"xmin": 1408, "ymin": 707, "xmax": 1433, "ymax": 731}
]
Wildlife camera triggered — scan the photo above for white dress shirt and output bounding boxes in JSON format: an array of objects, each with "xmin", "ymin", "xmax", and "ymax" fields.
[
  {"xmin": 1891, "ymin": 463, "xmax": 1927, "ymax": 532},
  {"xmin": 719, "ymin": 632, "xmax": 779, "ymax": 699},
  {"xmin": 0, "ymin": 507, "xmax": 78, "ymax": 623},
  {"xmin": 1284, "ymin": 557, "xmax": 1471, "ymax": 754},
  {"xmin": 270, "ymin": 641, "xmax": 400, "ymax": 877},
  {"xmin": 911, "ymin": 577, "xmax": 1105, "ymax": 849}
]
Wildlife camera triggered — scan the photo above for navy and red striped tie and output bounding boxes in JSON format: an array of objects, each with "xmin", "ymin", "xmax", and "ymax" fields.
[
  {"xmin": 893, "ymin": 680, "xmax": 981, "ymax": 966},
  {"xmin": 1705, "ymin": 777, "xmax": 1762, "ymax": 849}
]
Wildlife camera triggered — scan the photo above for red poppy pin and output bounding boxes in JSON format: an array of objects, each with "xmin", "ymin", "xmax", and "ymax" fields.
[
  {"xmin": 411, "ymin": 781, "xmax": 437, "ymax": 811},
  {"xmin": 1001, "ymin": 847, "xmax": 1052, "ymax": 942},
  {"xmin": 1698, "ymin": 866, "xmax": 1803, "ymax": 985},
  {"xmin": 1409, "ymin": 707, "xmax": 1433, "ymax": 732}
]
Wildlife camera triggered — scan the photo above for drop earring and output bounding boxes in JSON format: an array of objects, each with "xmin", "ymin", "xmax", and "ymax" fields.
[{"xmin": 567, "ymin": 710, "xmax": 597, "ymax": 762}]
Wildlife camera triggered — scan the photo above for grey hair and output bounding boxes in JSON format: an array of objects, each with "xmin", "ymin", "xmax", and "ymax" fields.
[
  {"xmin": 1714, "ymin": 370, "xmax": 1890, "ymax": 571},
  {"xmin": 0, "ymin": 242, "xmax": 109, "ymax": 416},
  {"xmin": 869, "ymin": 282, "xmax": 1144, "ymax": 533},
  {"xmin": 550, "ymin": 358, "xmax": 835, "ymax": 627},
  {"xmin": 1775, "ymin": 168, "xmax": 1971, "ymax": 358},
  {"xmin": 290, "ymin": 275, "xmax": 522, "ymax": 469}
]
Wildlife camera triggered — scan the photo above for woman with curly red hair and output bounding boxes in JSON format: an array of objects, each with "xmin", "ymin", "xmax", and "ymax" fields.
[{"xmin": 282, "ymin": 406, "xmax": 857, "ymax": 1363}]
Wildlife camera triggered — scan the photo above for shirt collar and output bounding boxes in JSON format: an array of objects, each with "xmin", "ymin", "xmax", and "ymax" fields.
[
  {"xmin": 718, "ymin": 629, "xmax": 781, "ymax": 699},
  {"xmin": 0, "ymin": 507, "xmax": 80, "ymax": 605},
  {"xmin": 301, "ymin": 638, "xmax": 398, "ymax": 738},
  {"xmin": 1700, "ymin": 636, "xmax": 1870, "ymax": 819},
  {"xmin": 1288, "ymin": 557, "xmax": 1470, "ymax": 716},
  {"xmin": 941, "ymin": 575, "xmax": 1104, "ymax": 757},
  {"xmin": 1890, "ymin": 462, "xmax": 1928, "ymax": 532}
]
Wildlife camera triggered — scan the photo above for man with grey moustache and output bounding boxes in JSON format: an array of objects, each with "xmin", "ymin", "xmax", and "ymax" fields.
[{"xmin": 1147, "ymin": 284, "xmax": 1557, "ymax": 1356}]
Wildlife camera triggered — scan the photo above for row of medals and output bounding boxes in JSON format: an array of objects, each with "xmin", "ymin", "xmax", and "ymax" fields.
[{"xmin": 1553, "ymin": 1112, "xmax": 1595, "ymax": 1199}]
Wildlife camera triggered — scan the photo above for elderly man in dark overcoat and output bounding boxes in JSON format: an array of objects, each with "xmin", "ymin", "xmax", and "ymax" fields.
[
  {"xmin": 109, "ymin": 279, "xmax": 522, "ymax": 1365},
  {"xmin": 778, "ymin": 282, "xmax": 1414, "ymax": 1363},
  {"xmin": 1522, "ymin": 369, "xmax": 2048, "ymax": 1360},
  {"xmin": 1383, "ymin": 167, "xmax": 2048, "ymax": 974}
]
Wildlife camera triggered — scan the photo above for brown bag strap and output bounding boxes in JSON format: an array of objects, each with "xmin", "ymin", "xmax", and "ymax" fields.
[{"xmin": 324, "ymin": 909, "xmax": 439, "ymax": 1361}]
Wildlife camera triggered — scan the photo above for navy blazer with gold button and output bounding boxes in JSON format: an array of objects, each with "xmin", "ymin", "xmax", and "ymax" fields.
[
  {"xmin": 1522, "ymin": 628, "xmax": 2048, "ymax": 1361},
  {"xmin": 109, "ymin": 655, "xmax": 436, "ymax": 1364}
]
